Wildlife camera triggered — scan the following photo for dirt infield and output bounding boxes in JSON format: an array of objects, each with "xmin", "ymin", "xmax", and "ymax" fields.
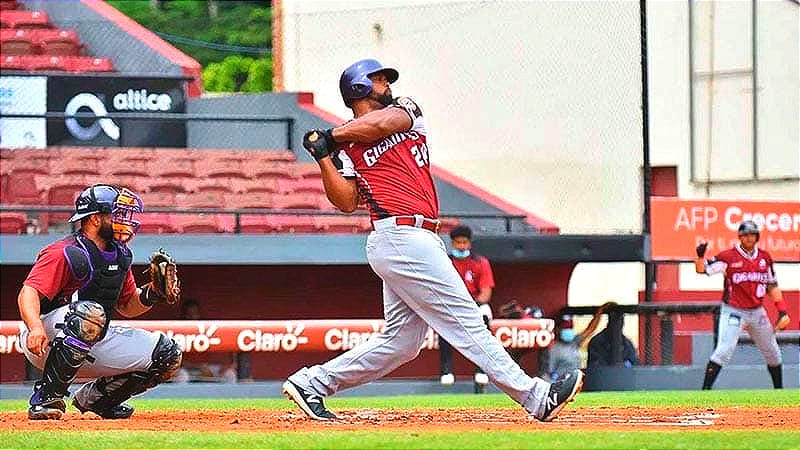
[{"xmin": 1, "ymin": 406, "xmax": 798, "ymax": 432}]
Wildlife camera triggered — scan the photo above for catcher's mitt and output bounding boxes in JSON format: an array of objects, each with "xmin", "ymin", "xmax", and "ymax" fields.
[{"xmin": 143, "ymin": 248, "xmax": 180, "ymax": 305}]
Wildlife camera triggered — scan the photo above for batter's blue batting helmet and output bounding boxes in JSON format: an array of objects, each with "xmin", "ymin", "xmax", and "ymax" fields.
[
  {"xmin": 738, "ymin": 220, "xmax": 760, "ymax": 241},
  {"xmin": 339, "ymin": 59, "xmax": 399, "ymax": 106}
]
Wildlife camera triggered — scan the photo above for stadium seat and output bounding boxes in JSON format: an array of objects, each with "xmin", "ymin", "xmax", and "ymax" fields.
[
  {"xmin": 138, "ymin": 213, "xmax": 179, "ymax": 234},
  {"xmin": 276, "ymin": 178, "xmax": 325, "ymax": 195},
  {"xmin": 313, "ymin": 215, "xmax": 372, "ymax": 233},
  {"xmin": 152, "ymin": 159, "xmax": 195, "ymax": 178},
  {"xmin": 52, "ymin": 158, "xmax": 100, "ymax": 176},
  {"xmin": 23, "ymin": 54, "xmax": 68, "ymax": 71},
  {"xmin": 255, "ymin": 150, "xmax": 296, "ymax": 162},
  {"xmin": 231, "ymin": 178, "xmax": 279, "ymax": 194},
  {"xmin": 0, "ymin": 54, "xmax": 25, "ymax": 69},
  {"xmin": 0, "ymin": 10, "xmax": 50, "ymax": 28},
  {"xmin": 3, "ymin": 175, "xmax": 43, "ymax": 204},
  {"xmin": 176, "ymin": 214, "xmax": 230, "ymax": 233},
  {"xmin": 0, "ymin": 212, "xmax": 27, "ymax": 233},
  {"xmin": 0, "ymin": 1, "xmax": 19, "ymax": 11},
  {"xmin": 196, "ymin": 159, "xmax": 248, "ymax": 179},
  {"xmin": 148, "ymin": 178, "xmax": 190, "ymax": 194},
  {"xmin": 0, "ymin": 28, "xmax": 34, "ymax": 54},
  {"xmin": 180, "ymin": 191, "xmax": 226, "ymax": 209},
  {"xmin": 246, "ymin": 162, "xmax": 295, "ymax": 180},
  {"xmin": 33, "ymin": 29, "xmax": 80, "ymax": 56},
  {"xmin": 140, "ymin": 191, "xmax": 176, "ymax": 207},
  {"xmin": 64, "ymin": 56, "xmax": 113, "ymax": 72},
  {"xmin": 292, "ymin": 163, "xmax": 322, "ymax": 179},
  {"xmin": 5, "ymin": 158, "xmax": 49, "ymax": 176},
  {"xmin": 261, "ymin": 215, "xmax": 318, "ymax": 233},
  {"xmin": 272, "ymin": 192, "xmax": 325, "ymax": 210},
  {"xmin": 186, "ymin": 178, "xmax": 236, "ymax": 194},
  {"xmin": 236, "ymin": 214, "xmax": 280, "ymax": 234},
  {"xmin": 226, "ymin": 191, "xmax": 273, "ymax": 210},
  {"xmin": 106, "ymin": 159, "xmax": 150, "ymax": 178},
  {"xmin": 114, "ymin": 175, "xmax": 149, "ymax": 194}
]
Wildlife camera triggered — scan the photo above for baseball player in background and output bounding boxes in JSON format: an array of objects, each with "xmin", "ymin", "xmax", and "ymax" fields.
[
  {"xmin": 439, "ymin": 225, "xmax": 495, "ymax": 393},
  {"xmin": 282, "ymin": 58, "xmax": 583, "ymax": 421},
  {"xmin": 18, "ymin": 184, "xmax": 182, "ymax": 420},
  {"xmin": 695, "ymin": 220, "xmax": 790, "ymax": 390}
]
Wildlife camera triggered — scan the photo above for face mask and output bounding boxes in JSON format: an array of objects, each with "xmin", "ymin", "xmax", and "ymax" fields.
[
  {"xmin": 559, "ymin": 329, "xmax": 575, "ymax": 343},
  {"xmin": 450, "ymin": 249, "xmax": 470, "ymax": 259}
]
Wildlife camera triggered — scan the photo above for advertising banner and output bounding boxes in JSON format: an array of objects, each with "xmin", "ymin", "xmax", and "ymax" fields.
[
  {"xmin": 0, "ymin": 319, "xmax": 554, "ymax": 354},
  {"xmin": 0, "ymin": 76, "xmax": 47, "ymax": 149},
  {"xmin": 46, "ymin": 75, "xmax": 186, "ymax": 147},
  {"xmin": 651, "ymin": 197, "xmax": 800, "ymax": 261}
]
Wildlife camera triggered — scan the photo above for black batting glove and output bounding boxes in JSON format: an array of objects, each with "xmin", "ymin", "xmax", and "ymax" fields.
[
  {"xmin": 695, "ymin": 242, "xmax": 708, "ymax": 258},
  {"xmin": 303, "ymin": 128, "xmax": 336, "ymax": 162}
]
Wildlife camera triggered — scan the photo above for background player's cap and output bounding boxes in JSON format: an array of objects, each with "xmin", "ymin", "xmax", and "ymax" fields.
[
  {"xmin": 737, "ymin": 220, "xmax": 760, "ymax": 237},
  {"xmin": 339, "ymin": 58, "xmax": 399, "ymax": 106}
]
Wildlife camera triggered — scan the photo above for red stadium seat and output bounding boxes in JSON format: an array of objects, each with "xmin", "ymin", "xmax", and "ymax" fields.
[
  {"xmin": 175, "ymin": 214, "xmax": 230, "ymax": 233},
  {"xmin": 148, "ymin": 178, "xmax": 190, "ymax": 194},
  {"xmin": 0, "ymin": 10, "xmax": 50, "ymax": 28},
  {"xmin": 64, "ymin": 56, "xmax": 113, "ymax": 72},
  {"xmin": 196, "ymin": 159, "xmax": 248, "ymax": 179},
  {"xmin": 0, "ymin": 212, "xmax": 27, "ymax": 233},
  {"xmin": 0, "ymin": 54, "xmax": 25, "ymax": 69},
  {"xmin": 236, "ymin": 215, "xmax": 280, "ymax": 234},
  {"xmin": 5, "ymin": 158, "xmax": 49, "ymax": 176},
  {"xmin": 4, "ymin": 174, "xmax": 44, "ymax": 204},
  {"xmin": 106, "ymin": 159, "xmax": 149, "ymax": 178},
  {"xmin": 247, "ymin": 162, "xmax": 295, "ymax": 180},
  {"xmin": 32, "ymin": 29, "xmax": 80, "ymax": 56},
  {"xmin": 226, "ymin": 191, "xmax": 273, "ymax": 210},
  {"xmin": 180, "ymin": 192, "xmax": 226, "ymax": 209},
  {"xmin": 255, "ymin": 150, "xmax": 296, "ymax": 162},
  {"xmin": 0, "ymin": 28, "xmax": 34, "ymax": 54},
  {"xmin": 186, "ymin": 178, "xmax": 236, "ymax": 194},
  {"xmin": 262, "ymin": 215, "xmax": 317, "ymax": 233},
  {"xmin": 140, "ymin": 191, "xmax": 176, "ymax": 207},
  {"xmin": 292, "ymin": 163, "xmax": 322, "ymax": 179},
  {"xmin": 276, "ymin": 178, "xmax": 325, "ymax": 195},
  {"xmin": 272, "ymin": 192, "xmax": 324, "ymax": 210},
  {"xmin": 231, "ymin": 178, "xmax": 279, "ymax": 194},
  {"xmin": 0, "ymin": 1, "xmax": 19, "ymax": 11},
  {"xmin": 138, "ymin": 213, "xmax": 179, "ymax": 234},
  {"xmin": 313, "ymin": 215, "xmax": 372, "ymax": 233},
  {"xmin": 152, "ymin": 159, "xmax": 195, "ymax": 178},
  {"xmin": 52, "ymin": 158, "xmax": 100, "ymax": 176},
  {"xmin": 23, "ymin": 54, "xmax": 67, "ymax": 71}
]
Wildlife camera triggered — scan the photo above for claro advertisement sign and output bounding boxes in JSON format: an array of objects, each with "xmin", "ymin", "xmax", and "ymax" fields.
[
  {"xmin": 47, "ymin": 75, "xmax": 186, "ymax": 147},
  {"xmin": 651, "ymin": 197, "xmax": 800, "ymax": 262}
]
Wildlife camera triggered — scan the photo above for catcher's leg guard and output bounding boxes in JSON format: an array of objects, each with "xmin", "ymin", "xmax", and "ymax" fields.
[
  {"xmin": 73, "ymin": 333, "xmax": 181, "ymax": 418},
  {"xmin": 29, "ymin": 301, "xmax": 106, "ymax": 420}
]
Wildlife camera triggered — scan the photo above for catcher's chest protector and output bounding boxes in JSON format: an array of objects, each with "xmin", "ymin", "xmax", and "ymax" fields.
[{"xmin": 65, "ymin": 235, "xmax": 133, "ymax": 316}]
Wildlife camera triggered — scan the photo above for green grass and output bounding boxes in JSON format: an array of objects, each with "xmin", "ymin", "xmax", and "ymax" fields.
[{"xmin": 1, "ymin": 390, "xmax": 798, "ymax": 449}]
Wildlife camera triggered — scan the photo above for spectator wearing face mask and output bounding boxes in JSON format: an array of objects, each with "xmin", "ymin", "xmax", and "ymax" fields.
[
  {"xmin": 540, "ymin": 302, "xmax": 616, "ymax": 382},
  {"xmin": 439, "ymin": 225, "xmax": 495, "ymax": 392}
]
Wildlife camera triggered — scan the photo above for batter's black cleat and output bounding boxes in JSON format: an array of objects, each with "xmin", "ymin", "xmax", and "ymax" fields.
[
  {"xmin": 28, "ymin": 386, "xmax": 66, "ymax": 420},
  {"xmin": 536, "ymin": 369, "xmax": 584, "ymax": 422},
  {"xmin": 282, "ymin": 380, "xmax": 337, "ymax": 420},
  {"xmin": 72, "ymin": 398, "xmax": 135, "ymax": 419}
]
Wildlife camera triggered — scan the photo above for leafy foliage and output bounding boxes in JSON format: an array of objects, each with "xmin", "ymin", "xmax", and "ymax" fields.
[{"xmin": 107, "ymin": 0, "xmax": 272, "ymax": 92}]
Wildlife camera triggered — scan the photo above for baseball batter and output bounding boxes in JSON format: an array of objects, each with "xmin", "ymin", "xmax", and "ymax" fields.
[
  {"xmin": 282, "ymin": 58, "xmax": 583, "ymax": 421},
  {"xmin": 695, "ymin": 220, "xmax": 790, "ymax": 390},
  {"xmin": 18, "ymin": 184, "xmax": 182, "ymax": 420}
]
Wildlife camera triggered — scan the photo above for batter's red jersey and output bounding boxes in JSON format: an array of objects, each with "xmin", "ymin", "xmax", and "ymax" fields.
[
  {"xmin": 706, "ymin": 245, "xmax": 778, "ymax": 309},
  {"xmin": 452, "ymin": 254, "xmax": 495, "ymax": 300},
  {"xmin": 334, "ymin": 97, "xmax": 439, "ymax": 221},
  {"xmin": 23, "ymin": 236, "xmax": 137, "ymax": 307}
]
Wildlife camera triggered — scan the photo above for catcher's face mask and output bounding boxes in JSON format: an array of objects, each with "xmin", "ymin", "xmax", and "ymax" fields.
[{"xmin": 111, "ymin": 188, "xmax": 143, "ymax": 243}]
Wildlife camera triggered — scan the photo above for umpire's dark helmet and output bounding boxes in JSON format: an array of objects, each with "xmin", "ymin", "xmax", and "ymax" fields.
[
  {"xmin": 69, "ymin": 184, "xmax": 121, "ymax": 223},
  {"xmin": 737, "ymin": 220, "xmax": 760, "ymax": 242},
  {"xmin": 339, "ymin": 59, "xmax": 399, "ymax": 107}
]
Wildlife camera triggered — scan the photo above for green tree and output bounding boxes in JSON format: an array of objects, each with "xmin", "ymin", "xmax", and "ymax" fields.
[{"xmin": 108, "ymin": 0, "xmax": 272, "ymax": 92}]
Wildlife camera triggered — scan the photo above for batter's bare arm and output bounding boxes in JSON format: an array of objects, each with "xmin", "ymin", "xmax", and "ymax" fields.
[
  {"xmin": 18, "ymin": 286, "xmax": 47, "ymax": 356},
  {"xmin": 332, "ymin": 107, "xmax": 411, "ymax": 143},
  {"xmin": 319, "ymin": 158, "xmax": 358, "ymax": 213}
]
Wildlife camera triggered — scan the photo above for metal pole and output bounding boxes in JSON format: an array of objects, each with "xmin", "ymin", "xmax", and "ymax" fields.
[
  {"xmin": 751, "ymin": 0, "xmax": 758, "ymax": 179},
  {"xmin": 641, "ymin": 0, "xmax": 655, "ymax": 365},
  {"xmin": 688, "ymin": 0, "xmax": 696, "ymax": 182}
]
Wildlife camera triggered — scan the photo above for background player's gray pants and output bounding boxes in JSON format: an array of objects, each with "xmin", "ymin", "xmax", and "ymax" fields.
[
  {"xmin": 289, "ymin": 219, "xmax": 551, "ymax": 416},
  {"xmin": 710, "ymin": 303, "xmax": 782, "ymax": 366},
  {"xmin": 20, "ymin": 304, "xmax": 163, "ymax": 404}
]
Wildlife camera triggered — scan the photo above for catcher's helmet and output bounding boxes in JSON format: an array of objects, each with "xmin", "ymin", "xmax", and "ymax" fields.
[
  {"xmin": 69, "ymin": 184, "xmax": 143, "ymax": 242},
  {"xmin": 339, "ymin": 59, "xmax": 399, "ymax": 107},
  {"xmin": 737, "ymin": 220, "xmax": 760, "ymax": 241}
]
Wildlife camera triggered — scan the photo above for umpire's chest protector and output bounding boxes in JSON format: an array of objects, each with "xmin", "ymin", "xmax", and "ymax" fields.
[{"xmin": 64, "ymin": 235, "xmax": 133, "ymax": 315}]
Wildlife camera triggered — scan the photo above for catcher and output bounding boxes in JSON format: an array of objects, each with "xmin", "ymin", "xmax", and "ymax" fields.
[{"xmin": 18, "ymin": 184, "xmax": 182, "ymax": 420}]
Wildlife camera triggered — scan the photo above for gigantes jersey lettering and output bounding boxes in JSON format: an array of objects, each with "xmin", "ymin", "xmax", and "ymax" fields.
[{"xmin": 334, "ymin": 97, "xmax": 439, "ymax": 221}]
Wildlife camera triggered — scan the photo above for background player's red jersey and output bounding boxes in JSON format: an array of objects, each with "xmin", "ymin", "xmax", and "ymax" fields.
[
  {"xmin": 451, "ymin": 255, "xmax": 495, "ymax": 300},
  {"xmin": 334, "ymin": 97, "xmax": 439, "ymax": 221},
  {"xmin": 706, "ymin": 245, "xmax": 778, "ymax": 309}
]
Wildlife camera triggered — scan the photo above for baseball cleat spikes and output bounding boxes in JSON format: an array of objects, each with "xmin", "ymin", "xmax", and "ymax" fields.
[
  {"xmin": 28, "ymin": 399, "xmax": 66, "ymax": 420},
  {"xmin": 536, "ymin": 369, "xmax": 584, "ymax": 422},
  {"xmin": 72, "ymin": 398, "xmax": 134, "ymax": 419},
  {"xmin": 282, "ymin": 380, "xmax": 337, "ymax": 420}
]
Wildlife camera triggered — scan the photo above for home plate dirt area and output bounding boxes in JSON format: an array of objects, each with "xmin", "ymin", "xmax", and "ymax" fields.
[{"xmin": 1, "ymin": 406, "xmax": 798, "ymax": 432}]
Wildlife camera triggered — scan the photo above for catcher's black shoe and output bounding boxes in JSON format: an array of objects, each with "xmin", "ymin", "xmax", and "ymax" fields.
[
  {"xmin": 28, "ymin": 386, "xmax": 66, "ymax": 420},
  {"xmin": 72, "ymin": 398, "xmax": 135, "ymax": 420},
  {"xmin": 282, "ymin": 380, "xmax": 337, "ymax": 420},
  {"xmin": 536, "ymin": 369, "xmax": 584, "ymax": 422}
]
